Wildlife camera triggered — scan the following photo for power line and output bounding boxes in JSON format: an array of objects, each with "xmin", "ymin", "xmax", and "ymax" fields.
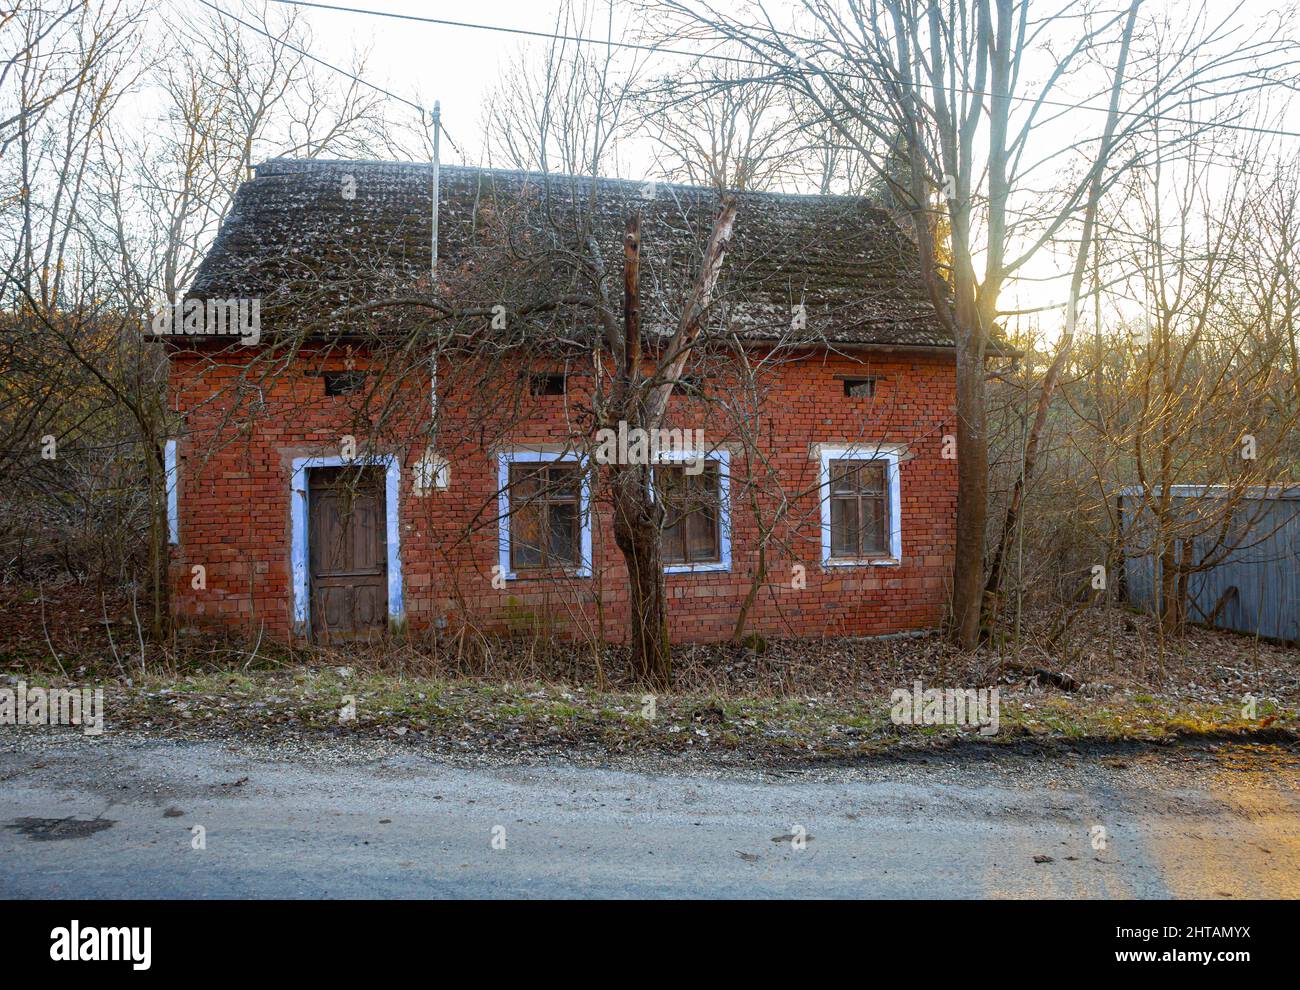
[
  {"xmin": 264, "ymin": 0, "xmax": 1300, "ymax": 141},
  {"xmin": 194, "ymin": 0, "xmax": 460, "ymax": 152},
  {"xmin": 266, "ymin": 0, "xmax": 742, "ymax": 63}
]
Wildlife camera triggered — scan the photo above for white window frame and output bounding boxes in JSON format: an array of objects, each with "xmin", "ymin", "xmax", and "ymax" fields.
[
  {"xmin": 290, "ymin": 454, "xmax": 404, "ymax": 634},
  {"xmin": 654, "ymin": 448, "xmax": 732, "ymax": 574},
  {"xmin": 817, "ymin": 443, "xmax": 903, "ymax": 567},
  {"xmin": 164, "ymin": 439, "xmax": 179, "ymax": 545},
  {"xmin": 497, "ymin": 449, "xmax": 593, "ymax": 580}
]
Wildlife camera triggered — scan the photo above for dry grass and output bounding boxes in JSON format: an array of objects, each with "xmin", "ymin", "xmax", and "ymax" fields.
[
  {"xmin": 263, "ymin": 603, "xmax": 1299, "ymax": 710},
  {"xmin": 3, "ymin": 581, "xmax": 1296, "ymax": 760},
  {"xmin": 3, "ymin": 580, "xmax": 1295, "ymax": 708}
]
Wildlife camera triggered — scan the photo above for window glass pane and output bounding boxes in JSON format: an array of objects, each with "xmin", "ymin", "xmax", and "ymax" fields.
[
  {"xmin": 862, "ymin": 494, "xmax": 887, "ymax": 553},
  {"xmin": 510, "ymin": 502, "xmax": 543, "ymax": 568},
  {"xmin": 546, "ymin": 464, "xmax": 579, "ymax": 499},
  {"xmin": 688, "ymin": 505, "xmax": 719, "ymax": 561},
  {"xmin": 659, "ymin": 466, "xmax": 686, "ymax": 562},
  {"xmin": 509, "ymin": 464, "xmax": 540, "ymax": 500},
  {"xmin": 830, "ymin": 496, "xmax": 858, "ymax": 557},
  {"xmin": 690, "ymin": 464, "xmax": 718, "ymax": 502},
  {"xmin": 323, "ymin": 371, "xmax": 367, "ymax": 396},
  {"xmin": 530, "ymin": 372, "xmax": 566, "ymax": 396},
  {"xmin": 547, "ymin": 500, "xmax": 578, "ymax": 565},
  {"xmin": 830, "ymin": 460, "xmax": 857, "ymax": 495},
  {"xmin": 658, "ymin": 465, "xmax": 683, "ymax": 506},
  {"xmin": 662, "ymin": 522, "xmax": 686, "ymax": 563},
  {"xmin": 859, "ymin": 462, "xmax": 885, "ymax": 495}
]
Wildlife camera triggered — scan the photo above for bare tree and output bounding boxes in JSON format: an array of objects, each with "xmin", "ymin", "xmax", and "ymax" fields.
[
  {"xmin": 642, "ymin": 57, "xmax": 803, "ymax": 192},
  {"xmin": 983, "ymin": 0, "xmax": 1141, "ymax": 617},
  {"xmin": 1087, "ymin": 151, "xmax": 1300, "ymax": 635},
  {"xmin": 480, "ymin": 0, "xmax": 644, "ymax": 179},
  {"xmin": 0, "ymin": 0, "xmax": 403, "ymax": 638}
]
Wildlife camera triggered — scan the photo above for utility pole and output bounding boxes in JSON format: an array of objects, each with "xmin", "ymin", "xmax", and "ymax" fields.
[
  {"xmin": 431, "ymin": 100, "xmax": 441, "ymax": 280},
  {"xmin": 426, "ymin": 100, "xmax": 445, "ymax": 489}
]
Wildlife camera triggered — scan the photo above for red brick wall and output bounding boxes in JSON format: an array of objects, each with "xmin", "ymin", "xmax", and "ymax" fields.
[{"xmin": 167, "ymin": 344, "xmax": 956, "ymax": 643}]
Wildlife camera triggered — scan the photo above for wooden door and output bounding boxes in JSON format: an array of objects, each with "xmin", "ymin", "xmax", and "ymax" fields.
[{"xmin": 308, "ymin": 467, "xmax": 387, "ymax": 639}]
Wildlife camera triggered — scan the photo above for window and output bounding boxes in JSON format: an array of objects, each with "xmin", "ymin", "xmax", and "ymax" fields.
[
  {"xmin": 672, "ymin": 374, "xmax": 707, "ymax": 397},
  {"xmin": 529, "ymin": 372, "xmax": 566, "ymax": 396},
  {"xmin": 497, "ymin": 451, "xmax": 591, "ymax": 578},
  {"xmin": 829, "ymin": 460, "xmax": 888, "ymax": 557},
  {"xmin": 653, "ymin": 449, "xmax": 731, "ymax": 573},
  {"xmin": 656, "ymin": 462, "xmax": 721, "ymax": 565},
  {"xmin": 818, "ymin": 445, "xmax": 902, "ymax": 565},
  {"xmin": 507, "ymin": 463, "xmax": 580, "ymax": 569}
]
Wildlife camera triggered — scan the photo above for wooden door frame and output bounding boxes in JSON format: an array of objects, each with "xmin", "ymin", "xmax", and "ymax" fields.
[{"xmin": 290, "ymin": 454, "xmax": 403, "ymax": 637}]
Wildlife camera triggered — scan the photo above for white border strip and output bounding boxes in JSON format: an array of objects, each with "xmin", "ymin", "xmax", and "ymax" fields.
[
  {"xmin": 290, "ymin": 454, "xmax": 403, "ymax": 634},
  {"xmin": 164, "ymin": 439, "xmax": 179, "ymax": 545}
]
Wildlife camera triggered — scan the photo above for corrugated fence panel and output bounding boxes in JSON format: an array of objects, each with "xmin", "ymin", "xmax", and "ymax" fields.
[{"xmin": 1123, "ymin": 492, "xmax": 1300, "ymax": 643}]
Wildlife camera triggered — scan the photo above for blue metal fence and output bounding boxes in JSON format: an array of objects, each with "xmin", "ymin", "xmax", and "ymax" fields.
[{"xmin": 1121, "ymin": 486, "xmax": 1300, "ymax": 644}]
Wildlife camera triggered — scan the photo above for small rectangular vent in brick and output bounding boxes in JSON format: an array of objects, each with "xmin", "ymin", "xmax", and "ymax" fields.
[
  {"xmin": 323, "ymin": 372, "xmax": 367, "ymax": 396},
  {"xmin": 842, "ymin": 377, "xmax": 878, "ymax": 398},
  {"xmin": 530, "ymin": 372, "xmax": 566, "ymax": 396}
]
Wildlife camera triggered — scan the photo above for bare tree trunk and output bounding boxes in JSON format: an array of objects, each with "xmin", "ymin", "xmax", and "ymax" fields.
[
  {"xmin": 606, "ymin": 211, "xmax": 672, "ymax": 686},
  {"xmin": 603, "ymin": 202, "xmax": 734, "ymax": 686},
  {"xmin": 1170, "ymin": 538, "xmax": 1194, "ymax": 634},
  {"xmin": 951, "ymin": 313, "xmax": 989, "ymax": 648},
  {"xmin": 609, "ymin": 462, "xmax": 671, "ymax": 688},
  {"xmin": 1158, "ymin": 542, "xmax": 1181, "ymax": 634},
  {"xmin": 149, "ymin": 446, "xmax": 167, "ymax": 642},
  {"xmin": 731, "ymin": 541, "xmax": 767, "ymax": 642},
  {"xmin": 982, "ymin": 0, "xmax": 1140, "ymax": 619}
]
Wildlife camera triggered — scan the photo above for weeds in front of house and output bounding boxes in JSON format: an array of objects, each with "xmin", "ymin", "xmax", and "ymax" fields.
[{"xmin": 2, "ymin": 580, "xmax": 1295, "ymax": 757}]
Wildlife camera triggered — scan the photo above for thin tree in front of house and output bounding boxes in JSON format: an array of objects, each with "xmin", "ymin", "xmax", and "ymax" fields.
[{"xmin": 600, "ymin": 203, "xmax": 736, "ymax": 686}]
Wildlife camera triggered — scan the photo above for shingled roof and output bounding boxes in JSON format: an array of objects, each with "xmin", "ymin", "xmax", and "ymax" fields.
[{"xmin": 182, "ymin": 157, "xmax": 956, "ymax": 350}]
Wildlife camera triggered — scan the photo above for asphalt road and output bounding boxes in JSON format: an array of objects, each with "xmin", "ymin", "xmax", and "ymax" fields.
[{"xmin": 2, "ymin": 733, "xmax": 1298, "ymax": 898}]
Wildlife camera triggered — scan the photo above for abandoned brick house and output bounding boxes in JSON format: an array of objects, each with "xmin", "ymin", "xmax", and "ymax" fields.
[{"xmin": 164, "ymin": 157, "xmax": 968, "ymax": 644}]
